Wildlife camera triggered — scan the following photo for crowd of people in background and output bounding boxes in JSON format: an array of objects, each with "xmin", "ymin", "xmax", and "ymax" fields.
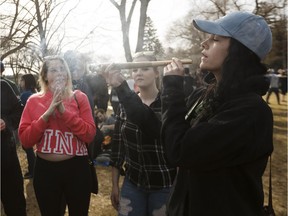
[
  {"xmin": 266, "ymin": 68, "xmax": 287, "ymax": 104},
  {"xmin": 1, "ymin": 61, "xmax": 26, "ymax": 216},
  {"xmin": 19, "ymin": 74, "xmax": 38, "ymax": 179},
  {"xmin": 0, "ymin": 10, "xmax": 286, "ymax": 216}
]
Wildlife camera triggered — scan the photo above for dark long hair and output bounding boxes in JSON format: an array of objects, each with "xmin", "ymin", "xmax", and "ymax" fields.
[
  {"xmin": 217, "ymin": 38, "xmax": 268, "ymax": 99},
  {"xmin": 21, "ymin": 74, "xmax": 37, "ymax": 93},
  {"xmin": 196, "ymin": 38, "xmax": 268, "ymax": 122}
]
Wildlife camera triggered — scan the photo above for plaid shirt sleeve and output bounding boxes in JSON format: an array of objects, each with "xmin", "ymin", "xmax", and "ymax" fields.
[{"xmin": 110, "ymin": 105, "xmax": 125, "ymax": 170}]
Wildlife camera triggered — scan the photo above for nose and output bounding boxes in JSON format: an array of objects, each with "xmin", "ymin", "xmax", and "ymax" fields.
[{"xmin": 201, "ymin": 38, "xmax": 209, "ymax": 49}]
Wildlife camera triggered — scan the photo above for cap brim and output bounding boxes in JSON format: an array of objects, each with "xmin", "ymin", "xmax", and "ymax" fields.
[{"xmin": 193, "ymin": 19, "xmax": 231, "ymax": 37}]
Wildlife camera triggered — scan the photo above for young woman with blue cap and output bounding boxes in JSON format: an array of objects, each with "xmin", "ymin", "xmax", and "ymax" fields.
[{"xmin": 161, "ymin": 11, "xmax": 273, "ymax": 215}]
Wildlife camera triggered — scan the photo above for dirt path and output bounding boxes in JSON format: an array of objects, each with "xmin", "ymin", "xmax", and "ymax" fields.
[{"xmin": 2, "ymin": 96, "xmax": 287, "ymax": 216}]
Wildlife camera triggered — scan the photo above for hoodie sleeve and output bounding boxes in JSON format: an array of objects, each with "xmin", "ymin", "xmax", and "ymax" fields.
[
  {"xmin": 18, "ymin": 96, "xmax": 49, "ymax": 148},
  {"xmin": 115, "ymin": 81, "xmax": 161, "ymax": 138}
]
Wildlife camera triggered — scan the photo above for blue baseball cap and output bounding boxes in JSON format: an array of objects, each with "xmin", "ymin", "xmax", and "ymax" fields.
[{"xmin": 193, "ymin": 11, "xmax": 272, "ymax": 60}]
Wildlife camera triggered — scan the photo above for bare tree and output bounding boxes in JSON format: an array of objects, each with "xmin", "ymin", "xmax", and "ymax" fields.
[
  {"xmin": 0, "ymin": 0, "xmax": 38, "ymax": 61},
  {"xmin": 33, "ymin": 0, "xmax": 81, "ymax": 57},
  {"xmin": 110, "ymin": 0, "xmax": 138, "ymax": 62},
  {"xmin": 109, "ymin": 0, "xmax": 154, "ymax": 61},
  {"xmin": 0, "ymin": 0, "xmax": 79, "ymax": 81},
  {"xmin": 135, "ymin": 0, "xmax": 150, "ymax": 52}
]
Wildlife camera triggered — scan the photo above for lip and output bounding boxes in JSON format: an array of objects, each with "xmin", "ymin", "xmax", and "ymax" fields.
[
  {"xmin": 135, "ymin": 77, "xmax": 144, "ymax": 81},
  {"xmin": 135, "ymin": 79, "xmax": 144, "ymax": 83},
  {"xmin": 201, "ymin": 52, "xmax": 208, "ymax": 62},
  {"xmin": 201, "ymin": 52, "xmax": 208, "ymax": 58}
]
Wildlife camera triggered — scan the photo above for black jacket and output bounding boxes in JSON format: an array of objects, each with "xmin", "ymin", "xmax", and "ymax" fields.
[
  {"xmin": 1, "ymin": 77, "xmax": 23, "ymax": 166},
  {"xmin": 161, "ymin": 75, "xmax": 273, "ymax": 216}
]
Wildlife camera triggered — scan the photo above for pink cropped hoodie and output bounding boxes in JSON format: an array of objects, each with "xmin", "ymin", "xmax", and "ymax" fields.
[{"xmin": 19, "ymin": 90, "xmax": 96, "ymax": 156}]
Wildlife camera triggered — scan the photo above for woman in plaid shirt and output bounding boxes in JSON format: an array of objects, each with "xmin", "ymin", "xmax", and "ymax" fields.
[{"xmin": 106, "ymin": 52, "xmax": 177, "ymax": 216}]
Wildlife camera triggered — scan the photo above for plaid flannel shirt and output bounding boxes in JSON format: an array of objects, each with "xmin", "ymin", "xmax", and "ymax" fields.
[{"xmin": 110, "ymin": 81, "xmax": 176, "ymax": 190}]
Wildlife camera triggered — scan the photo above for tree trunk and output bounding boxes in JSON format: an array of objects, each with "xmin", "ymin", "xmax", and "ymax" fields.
[
  {"xmin": 34, "ymin": 0, "xmax": 48, "ymax": 57},
  {"xmin": 135, "ymin": 0, "xmax": 150, "ymax": 52}
]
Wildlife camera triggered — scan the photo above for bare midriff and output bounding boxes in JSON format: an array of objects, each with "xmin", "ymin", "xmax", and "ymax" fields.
[{"xmin": 37, "ymin": 152, "xmax": 75, "ymax": 162}]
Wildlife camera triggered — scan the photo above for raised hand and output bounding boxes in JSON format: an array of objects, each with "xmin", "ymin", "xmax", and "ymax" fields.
[
  {"xmin": 163, "ymin": 58, "xmax": 185, "ymax": 76},
  {"xmin": 104, "ymin": 64, "xmax": 126, "ymax": 88},
  {"xmin": 42, "ymin": 89, "xmax": 64, "ymax": 122}
]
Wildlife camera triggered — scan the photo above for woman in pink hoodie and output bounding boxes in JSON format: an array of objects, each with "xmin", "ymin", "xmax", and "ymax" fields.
[{"xmin": 19, "ymin": 56, "xmax": 96, "ymax": 216}]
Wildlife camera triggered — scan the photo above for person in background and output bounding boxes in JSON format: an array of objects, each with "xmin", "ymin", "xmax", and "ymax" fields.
[
  {"xmin": 64, "ymin": 50, "xmax": 95, "ymax": 113},
  {"xmin": 106, "ymin": 51, "xmax": 177, "ymax": 216},
  {"xmin": 279, "ymin": 69, "xmax": 287, "ymax": 102},
  {"xmin": 266, "ymin": 68, "xmax": 281, "ymax": 105},
  {"xmin": 1, "ymin": 61, "xmax": 21, "ymax": 144},
  {"xmin": 64, "ymin": 50, "xmax": 109, "ymax": 112},
  {"xmin": 1, "ymin": 61, "xmax": 21, "ymax": 97},
  {"xmin": 18, "ymin": 56, "xmax": 96, "ymax": 215},
  {"xmin": 19, "ymin": 74, "xmax": 37, "ymax": 179},
  {"xmin": 86, "ymin": 72, "xmax": 110, "ymax": 112},
  {"xmin": 161, "ymin": 11, "xmax": 273, "ymax": 215},
  {"xmin": 1, "ymin": 61, "xmax": 26, "ymax": 215},
  {"xmin": 95, "ymin": 108, "xmax": 115, "ymax": 153}
]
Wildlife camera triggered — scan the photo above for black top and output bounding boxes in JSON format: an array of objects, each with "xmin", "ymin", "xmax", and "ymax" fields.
[
  {"xmin": 161, "ymin": 75, "xmax": 273, "ymax": 216},
  {"xmin": 2, "ymin": 77, "xmax": 20, "ymax": 96},
  {"xmin": 1, "ymin": 77, "xmax": 23, "ymax": 166},
  {"xmin": 111, "ymin": 81, "xmax": 176, "ymax": 189}
]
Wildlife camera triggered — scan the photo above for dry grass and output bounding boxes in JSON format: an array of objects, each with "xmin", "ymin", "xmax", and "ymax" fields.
[{"xmin": 262, "ymin": 94, "xmax": 287, "ymax": 216}]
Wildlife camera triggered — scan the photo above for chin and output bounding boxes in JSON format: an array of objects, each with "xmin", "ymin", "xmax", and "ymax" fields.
[
  {"xmin": 199, "ymin": 65, "xmax": 206, "ymax": 71},
  {"xmin": 199, "ymin": 62, "xmax": 205, "ymax": 69},
  {"xmin": 199, "ymin": 64, "xmax": 211, "ymax": 72}
]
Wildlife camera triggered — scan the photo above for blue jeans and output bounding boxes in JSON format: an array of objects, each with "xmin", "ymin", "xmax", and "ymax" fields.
[{"xmin": 118, "ymin": 178, "xmax": 171, "ymax": 216}]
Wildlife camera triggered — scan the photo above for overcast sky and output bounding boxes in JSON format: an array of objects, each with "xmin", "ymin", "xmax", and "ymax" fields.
[{"xmin": 61, "ymin": 0, "xmax": 192, "ymax": 61}]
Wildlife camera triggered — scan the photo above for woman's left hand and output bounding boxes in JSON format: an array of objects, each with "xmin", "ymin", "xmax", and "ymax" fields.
[{"xmin": 163, "ymin": 58, "xmax": 185, "ymax": 76}]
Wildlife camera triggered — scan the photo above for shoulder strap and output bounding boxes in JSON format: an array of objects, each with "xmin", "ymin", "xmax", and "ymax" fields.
[{"xmin": 73, "ymin": 92, "xmax": 92, "ymax": 157}]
